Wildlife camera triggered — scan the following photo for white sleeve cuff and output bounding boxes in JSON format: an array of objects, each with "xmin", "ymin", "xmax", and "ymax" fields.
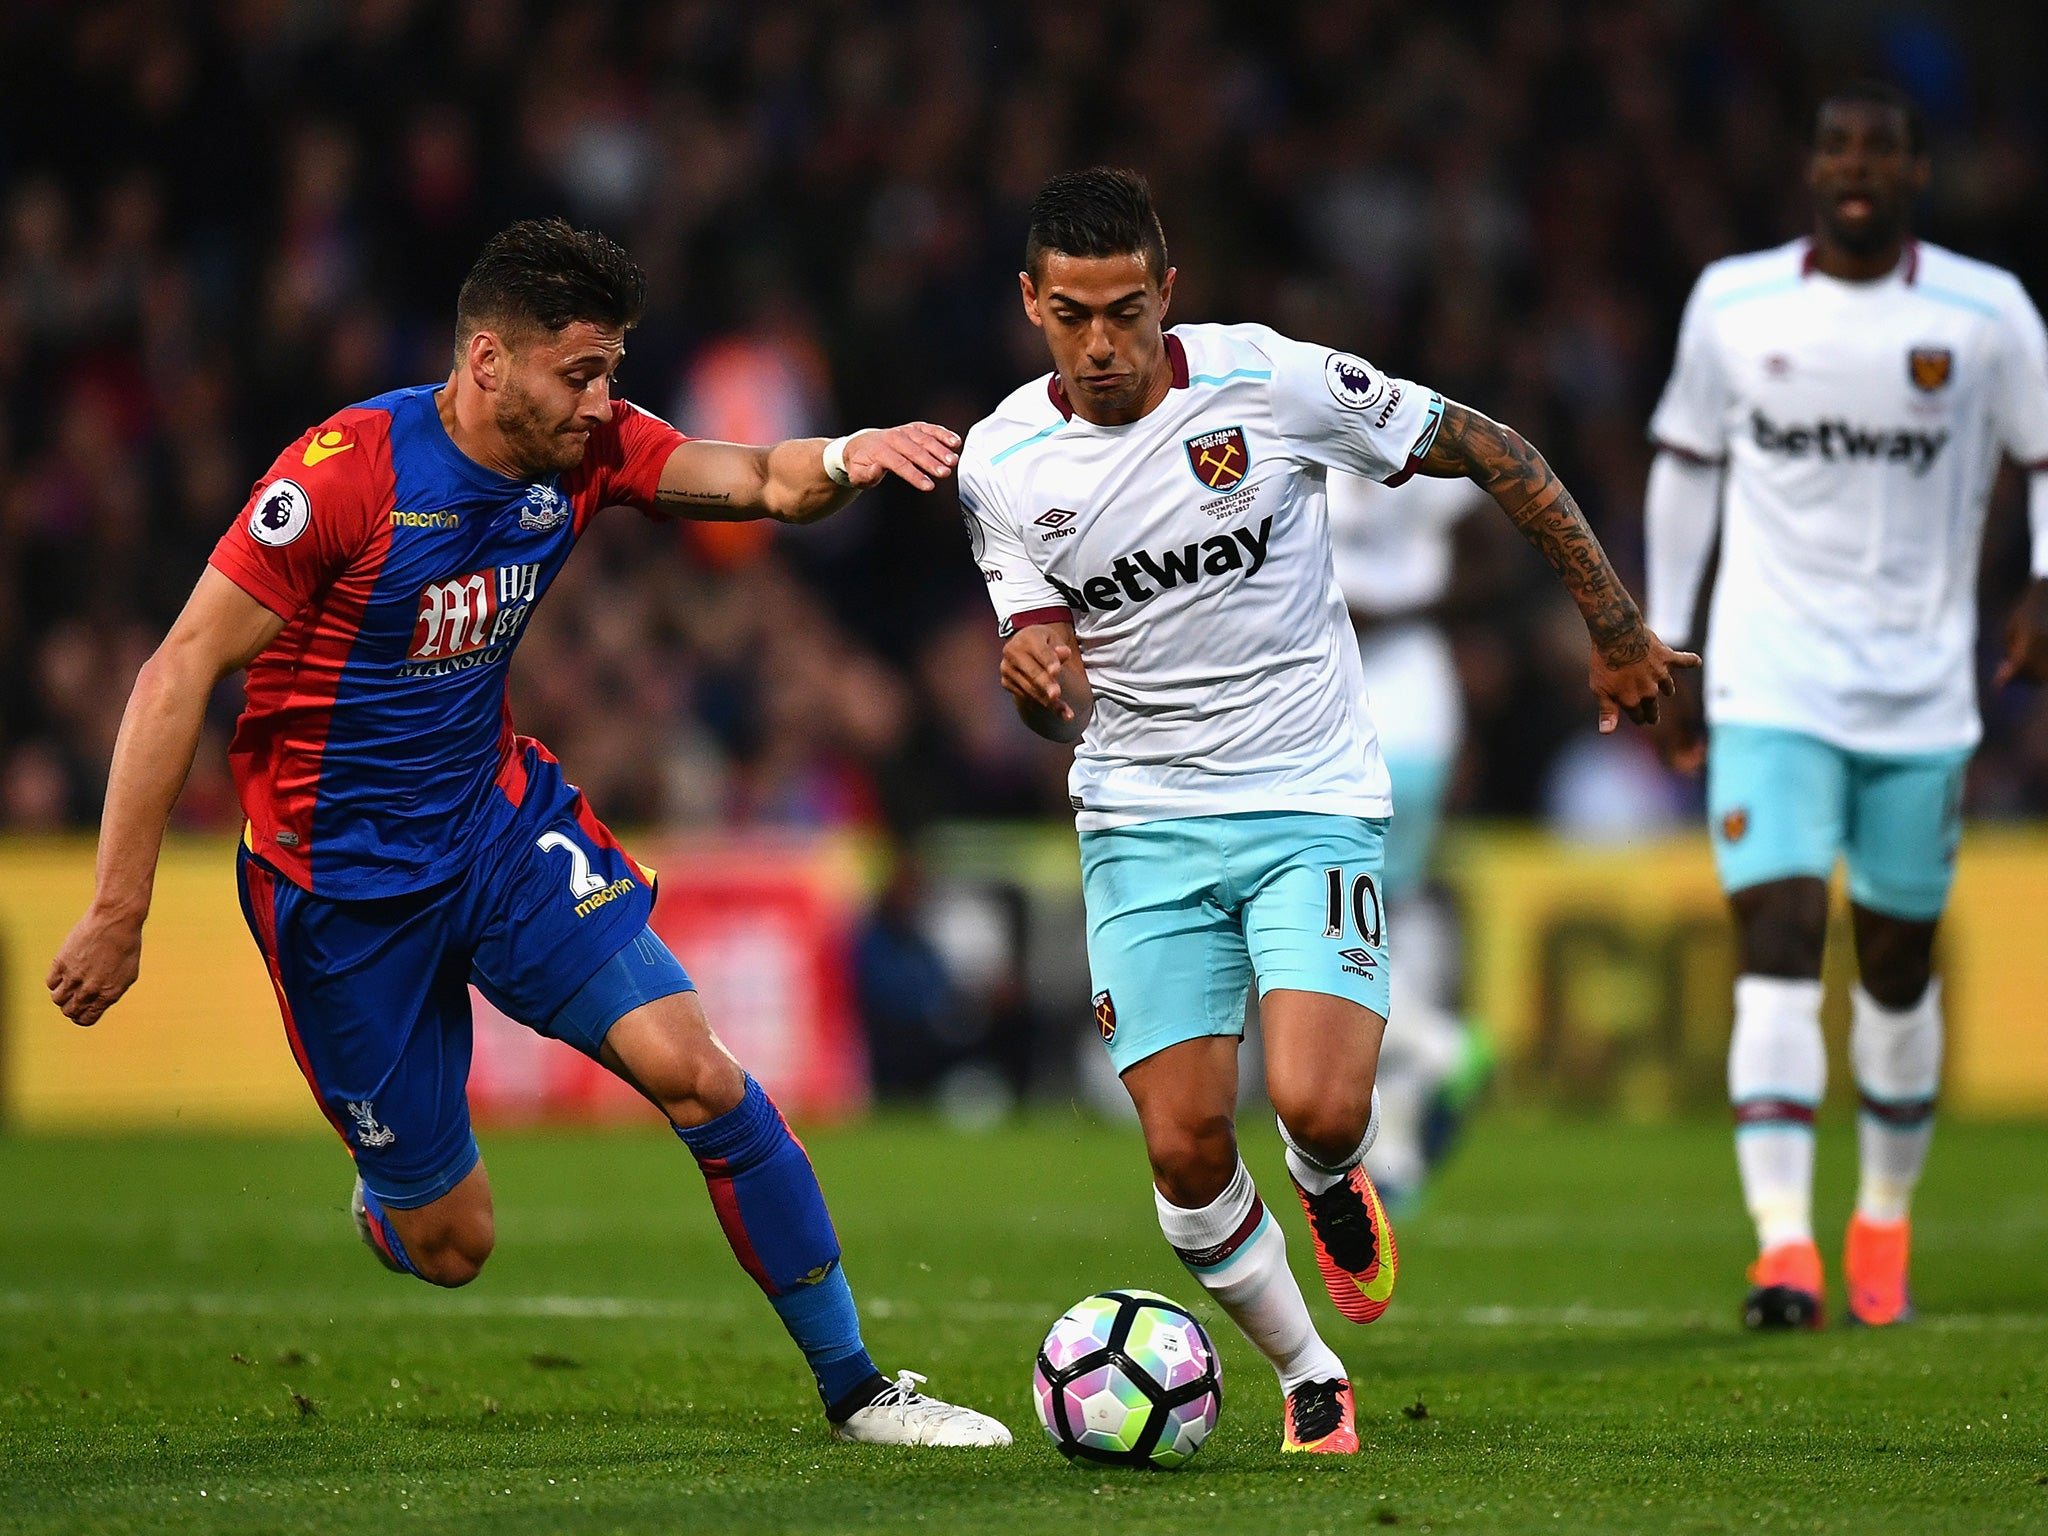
[
  {"xmin": 2030, "ymin": 468, "xmax": 2048, "ymax": 578},
  {"xmin": 1643, "ymin": 449, "xmax": 1723, "ymax": 642}
]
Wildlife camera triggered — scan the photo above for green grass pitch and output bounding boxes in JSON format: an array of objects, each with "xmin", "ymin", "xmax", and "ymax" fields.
[{"xmin": 2, "ymin": 1114, "xmax": 2044, "ymax": 1533}]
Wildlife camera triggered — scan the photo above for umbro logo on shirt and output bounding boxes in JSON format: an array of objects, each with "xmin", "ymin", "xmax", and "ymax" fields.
[
  {"xmin": 1036, "ymin": 507, "xmax": 1079, "ymax": 541},
  {"xmin": 1749, "ymin": 408, "xmax": 1948, "ymax": 475},
  {"xmin": 1049, "ymin": 516, "xmax": 1272, "ymax": 614}
]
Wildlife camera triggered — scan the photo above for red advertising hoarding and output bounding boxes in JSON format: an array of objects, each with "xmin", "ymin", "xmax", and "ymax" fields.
[{"xmin": 466, "ymin": 836, "xmax": 868, "ymax": 1123}]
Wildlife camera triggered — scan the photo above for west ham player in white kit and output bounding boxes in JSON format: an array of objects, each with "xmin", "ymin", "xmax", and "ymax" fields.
[
  {"xmin": 1644, "ymin": 84, "xmax": 2048, "ymax": 1329},
  {"xmin": 968, "ymin": 169, "xmax": 1693, "ymax": 1452},
  {"xmin": 1327, "ymin": 472, "xmax": 1491, "ymax": 1203}
]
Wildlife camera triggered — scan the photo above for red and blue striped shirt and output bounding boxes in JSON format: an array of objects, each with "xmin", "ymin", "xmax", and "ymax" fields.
[{"xmin": 209, "ymin": 383, "xmax": 684, "ymax": 897}]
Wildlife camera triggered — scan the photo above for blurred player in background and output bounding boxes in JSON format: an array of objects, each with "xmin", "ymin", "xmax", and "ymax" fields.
[
  {"xmin": 46, "ymin": 219, "xmax": 1009, "ymax": 1447},
  {"xmin": 1645, "ymin": 83, "xmax": 2048, "ymax": 1330},
  {"xmin": 973, "ymin": 169, "xmax": 1694, "ymax": 1453},
  {"xmin": 1327, "ymin": 470, "xmax": 1492, "ymax": 1207}
]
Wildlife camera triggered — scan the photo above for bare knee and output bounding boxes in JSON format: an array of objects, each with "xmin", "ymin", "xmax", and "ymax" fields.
[
  {"xmin": 406, "ymin": 1210, "xmax": 495, "ymax": 1288},
  {"xmin": 1852, "ymin": 906, "xmax": 1937, "ymax": 1009},
  {"xmin": 1145, "ymin": 1113, "xmax": 1239, "ymax": 1209},
  {"xmin": 385, "ymin": 1168, "xmax": 496, "ymax": 1288},
  {"xmin": 1260, "ymin": 989, "xmax": 1381, "ymax": 1165},
  {"xmin": 601, "ymin": 992, "xmax": 746, "ymax": 1128},
  {"xmin": 1272, "ymin": 1092, "xmax": 1373, "ymax": 1168},
  {"xmin": 1731, "ymin": 878, "xmax": 1829, "ymax": 979}
]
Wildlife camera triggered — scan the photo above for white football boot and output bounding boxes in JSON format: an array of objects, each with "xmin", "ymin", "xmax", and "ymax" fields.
[
  {"xmin": 350, "ymin": 1177, "xmax": 409, "ymax": 1274},
  {"xmin": 831, "ymin": 1370, "xmax": 1013, "ymax": 1447}
]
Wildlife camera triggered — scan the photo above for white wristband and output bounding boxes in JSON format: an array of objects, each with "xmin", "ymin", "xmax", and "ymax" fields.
[{"xmin": 822, "ymin": 432, "xmax": 860, "ymax": 487}]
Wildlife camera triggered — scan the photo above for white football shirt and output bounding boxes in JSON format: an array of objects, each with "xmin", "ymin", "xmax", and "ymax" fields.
[
  {"xmin": 1328, "ymin": 471, "xmax": 1487, "ymax": 761},
  {"xmin": 1650, "ymin": 238, "xmax": 2048, "ymax": 752},
  {"xmin": 960, "ymin": 322, "xmax": 1444, "ymax": 829}
]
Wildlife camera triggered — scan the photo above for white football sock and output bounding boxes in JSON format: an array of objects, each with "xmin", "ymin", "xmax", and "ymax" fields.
[
  {"xmin": 1279, "ymin": 1088, "xmax": 1380, "ymax": 1196},
  {"xmin": 1362, "ymin": 1061, "xmax": 1428, "ymax": 1195},
  {"xmin": 1850, "ymin": 981, "xmax": 1942, "ymax": 1223},
  {"xmin": 1364, "ymin": 1008, "xmax": 1462, "ymax": 1194},
  {"xmin": 1154, "ymin": 1161, "xmax": 1346, "ymax": 1393},
  {"xmin": 1728, "ymin": 975, "xmax": 1826, "ymax": 1252}
]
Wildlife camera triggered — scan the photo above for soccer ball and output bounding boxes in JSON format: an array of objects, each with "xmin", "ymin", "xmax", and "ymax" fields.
[{"xmin": 1032, "ymin": 1289, "xmax": 1222, "ymax": 1468}]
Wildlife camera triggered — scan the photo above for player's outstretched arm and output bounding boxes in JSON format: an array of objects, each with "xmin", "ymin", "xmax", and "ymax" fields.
[
  {"xmin": 1417, "ymin": 400, "xmax": 1700, "ymax": 732},
  {"xmin": 47, "ymin": 569, "xmax": 284, "ymax": 1027},
  {"xmin": 1000, "ymin": 621, "xmax": 1092, "ymax": 745},
  {"xmin": 652, "ymin": 425, "xmax": 961, "ymax": 525}
]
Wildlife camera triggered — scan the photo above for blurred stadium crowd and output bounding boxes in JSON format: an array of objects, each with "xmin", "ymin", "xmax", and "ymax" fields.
[{"xmin": 3, "ymin": 0, "xmax": 2046, "ymax": 838}]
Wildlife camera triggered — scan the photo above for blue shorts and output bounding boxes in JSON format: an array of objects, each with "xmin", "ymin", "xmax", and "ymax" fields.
[
  {"xmin": 237, "ymin": 744, "xmax": 693, "ymax": 1208},
  {"xmin": 1706, "ymin": 723, "xmax": 1971, "ymax": 922},
  {"xmin": 1078, "ymin": 812, "xmax": 1393, "ymax": 1074}
]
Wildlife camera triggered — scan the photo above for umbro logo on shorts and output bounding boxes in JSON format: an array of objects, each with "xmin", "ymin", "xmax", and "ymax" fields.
[{"xmin": 1338, "ymin": 946, "xmax": 1378, "ymax": 978}]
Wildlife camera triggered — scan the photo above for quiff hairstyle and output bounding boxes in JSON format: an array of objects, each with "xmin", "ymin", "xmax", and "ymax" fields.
[
  {"xmin": 454, "ymin": 218, "xmax": 646, "ymax": 355},
  {"xmin": 1025, "ymin": 168, "xmax": 1170, "ymax": 285}
]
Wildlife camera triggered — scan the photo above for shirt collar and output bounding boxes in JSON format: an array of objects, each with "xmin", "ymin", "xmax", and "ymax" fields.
[
  {"xmin": 1800, "ymin": 238, "xmax": 1919, "ymax": 285},
  {"xmin": 1046, "ymin": 333, "xmax": 1190, "ymax": 422}
]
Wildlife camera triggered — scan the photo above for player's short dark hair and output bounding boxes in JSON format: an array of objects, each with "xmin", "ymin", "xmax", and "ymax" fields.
[
  {"xmin": 1025, "ymin": 168, "xmax": 1169, "ymax": 285},
  {"xmin": 1815, "ymin": 79, "xmax": 1927, "ymax": 156},
  {"xmin": 455, "ymin": 218, "xmax": 646, "ymax": 348}
]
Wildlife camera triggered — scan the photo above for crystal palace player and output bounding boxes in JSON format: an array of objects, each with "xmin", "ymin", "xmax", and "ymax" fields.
[
  {"xmin": 966, "ymin": 169, "xmax": 1694, "ymax": 1453},
  {"xmin": 46, "ymin": 220, "xmax": 1009, "ymax": 1447},
  {"xmin": 1644, "ymin": 83, "xmax": 2048, "ymax": 1331}
]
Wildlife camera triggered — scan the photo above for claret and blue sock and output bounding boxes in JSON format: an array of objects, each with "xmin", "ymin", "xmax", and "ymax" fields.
[{"xmin": 675, "ymin": 1073, "xmax": 887, "ymax": 1419}]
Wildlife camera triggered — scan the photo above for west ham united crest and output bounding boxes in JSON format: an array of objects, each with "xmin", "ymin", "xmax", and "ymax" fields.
[
  {"xmin": 1908, "ymin": 346, "xmax": 1953, "ymax": 392},
  {"xmin": 1185, "ymin": 425, "xmax": 1248, "ymax": 492},
  {"xmin": 1092, "ymin": 989, "xmax": 1117, "ymax": 1042}
]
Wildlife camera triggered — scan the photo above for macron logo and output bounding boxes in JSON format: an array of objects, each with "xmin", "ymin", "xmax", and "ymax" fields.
[{"xmin": 1051, "ymin": 515, "xmax": 1272, "ymax": 614}]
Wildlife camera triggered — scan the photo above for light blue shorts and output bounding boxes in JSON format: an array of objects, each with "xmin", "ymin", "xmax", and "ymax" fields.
[
  {"xmin": 1380, "ymin": 753, "xmax": 1454, "ymax": 900},
  {"xmin": 1078, "ymin": 811, "xmax": 1393, "ymax": 1074},
  {"xmin": 1706, "ymin": 723, "xmax": 1970, "ymax": 922}
]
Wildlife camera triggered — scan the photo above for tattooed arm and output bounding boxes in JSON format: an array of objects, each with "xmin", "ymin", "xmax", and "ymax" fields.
[
  {"xmin": 1416, "ymin": 400, "xmax": 1700, "ymax": 731},
  {"xmin": 652, "ymin": 424, "xmax": 961, "ymax": 524}
]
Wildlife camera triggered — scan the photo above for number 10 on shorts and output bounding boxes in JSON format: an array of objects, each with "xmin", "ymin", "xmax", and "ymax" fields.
[{"xmin": 1322, "ymin": 867, "xmax": 1383, "ymax": 946}]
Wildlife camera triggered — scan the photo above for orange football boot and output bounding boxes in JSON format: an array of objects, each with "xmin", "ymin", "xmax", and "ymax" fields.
[
  {"xmin": 1742, "ymin": 1238, "xmax": 1825, "ymax": 1330},
  {"xmin": 1844, "ymin": 1214, "xmax": 1914, "ymax": 1326},
  {"xmin": 1292, "ymin": 1165, "xmax": 1399, "ymax": 1324},
  {"xmin": 1281, "ymin": 1378, "xmax": 1358, "ymax": 1454}
]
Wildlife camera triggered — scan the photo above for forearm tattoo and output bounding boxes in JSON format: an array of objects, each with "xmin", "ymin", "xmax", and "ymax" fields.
[
  {"xmin": 656, "ymin": 486, "xmax": 733, "ymax": 508},
  {"xmin": 1423, "ymin": 402, "xmax": 1647, "ymax": 664}
]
